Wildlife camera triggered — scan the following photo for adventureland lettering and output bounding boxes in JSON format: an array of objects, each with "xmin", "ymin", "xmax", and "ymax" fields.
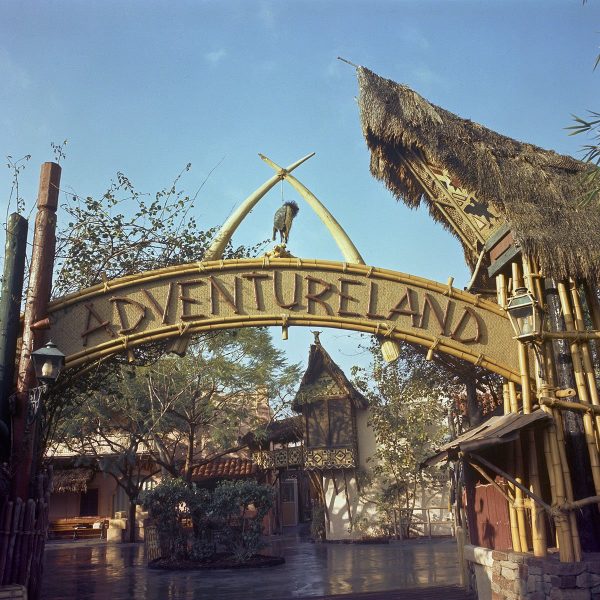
[{"xmin": 75, "ymin": 269, "xmax": 482, "ymax": 348}]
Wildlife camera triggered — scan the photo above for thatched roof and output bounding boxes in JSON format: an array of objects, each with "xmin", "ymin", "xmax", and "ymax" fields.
[
  {"xmin": 52, "ymin": 468, "xmax": 94, "ymax": 493},
  {"xmin": 357, "ymin": 66, "xmax": 600, "ymax": 282},
  {"xmin": 241, "ymin": 415, "xmax": 304, "ymax": 450},
  {"xmin": 292, "ymin": 342, "xmax": 368, "ymax": 412}
]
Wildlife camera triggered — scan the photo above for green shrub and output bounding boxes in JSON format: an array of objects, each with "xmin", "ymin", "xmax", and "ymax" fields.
[
  {"xmin": 211, "ymin": 480, "xmax": 274, "ymax": 563},
  {"xmin": 141, "ymin": 477, "xmax": 274, "ymax": 563}
]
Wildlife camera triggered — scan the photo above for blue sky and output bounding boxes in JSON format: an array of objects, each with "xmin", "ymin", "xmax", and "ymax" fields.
[{"xmin": 1, "ymin": 0, "xmax": 599, "ymax": 374}]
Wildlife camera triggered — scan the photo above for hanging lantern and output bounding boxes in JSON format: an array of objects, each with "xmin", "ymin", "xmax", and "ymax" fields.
[
  {"xmin": 380, "ymin": 339, "xmax": 401, "ymax": 363},
  {"xmin": 31, "ymin": 340, "xmax": 65, "ymax": 386},
  {"xmin": 506, "ymin": 287, "xmax": 544, "ymax": 343}
]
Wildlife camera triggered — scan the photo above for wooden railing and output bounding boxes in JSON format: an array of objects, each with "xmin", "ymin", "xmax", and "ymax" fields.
[
  {"xmin": 392, "ymin": 506, "xmax": 455, "ymax": 539},
  {"xmin": 254, "ymin": 446, "xmax": 357, "ymax": 470}
]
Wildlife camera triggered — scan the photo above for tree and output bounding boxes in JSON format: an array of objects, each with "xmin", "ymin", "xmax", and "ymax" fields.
[
  {"xmin": 54, "ymin": 365, "xmax": 165, "ymax": 542},
  {"xmin": 37, "ymin": 162, "xmax": 268, "ymax": 460},
  {"xmin": 52, "ymin": 327, "xmax": 300, "ymax": 540},
  {"xmin": 351, "ymin": 337, "xmax": 502, "ymax": 537},
  {"xmin": 142, "ymin": 328, "xmax": 301, "ymax": 482}
]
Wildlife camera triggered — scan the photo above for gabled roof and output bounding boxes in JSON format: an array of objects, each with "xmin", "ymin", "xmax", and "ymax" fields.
[
  {"xmin": 292, "ymin": 342, "xmax": 368, "ymax": 412},
  {"xmin": 357, "ymin": 66, "xmax": 600, "ymax": 282}
]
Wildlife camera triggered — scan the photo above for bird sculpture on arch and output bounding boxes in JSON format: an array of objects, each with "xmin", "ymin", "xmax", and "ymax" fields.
[{"xmin": 272, "ymin": 200, "xmax": 300, "ymax": 245}]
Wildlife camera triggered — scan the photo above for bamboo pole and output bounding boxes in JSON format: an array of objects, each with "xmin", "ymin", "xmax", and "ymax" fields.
[
  {"xmin": 543, "ymin": 430, "xmax": 575, "ymax": 560},
  {"xmin": 507, "ymin": 443, "xmax": 522, "ymax": 552},
  {"xmin": 569, "ymin": 279, "xmax": 600, "ymax": 435},
  {"xmin": 496, "ymin": 274, "xmax": 511, "ymax": 416},
  {"xmin": 513, "ymin": 436, "xmax": 530, "ymax": 552},
  {"xmin": 553, "ymin": 408, "xmax": 582, "ymax": 560},
  {"xmin": 540, "ymin": 397, "xmax": 600, "ymax": 416},
  {"xmin": 508, "ymin": 381, "xmax": 519, "ymax": 413},
  {"xmin": 527, "ymin": 428, "xmax": 547, "ymax": 557},
  {"xmin": 519, "ymin": 257, "xmax": 547, "ymax": 556},
  {"xmin": 62, "ymin": 312, "xmax": 522, "ymax": 381},
  {"xmin": 557, "ymin": 282, "xmax": 600, "ymax": 497},
  {"xmin": 524, "ymin": 255, "xmax": 574, "ymax": 559},
  {"xmin": 503, "ymin": 383, "xmax": 511, "ymax": 416},
  {"xmin": 48, "ymin": 257, "xmax": 508, "ymax": 316},
  {"xmin": 583, "ymin": 283, "xmax": 600, "ymax": 357}
]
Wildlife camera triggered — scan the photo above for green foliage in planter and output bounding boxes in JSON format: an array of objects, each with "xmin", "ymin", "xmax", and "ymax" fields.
[
  {"xmin": 140, "ymin": 477, "xmax": 191, "ymax": 559},
  {"xmin": 211, "ymin": 480, "xmax": 275, "ymax": 563},
  {"xmin": 141, "ymin": 477, "xmax": 274, "ymax": 563}
]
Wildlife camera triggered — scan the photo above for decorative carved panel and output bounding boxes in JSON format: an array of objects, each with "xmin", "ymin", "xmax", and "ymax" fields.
[
  {"xmin": 303, "ymin": 447, "xmax": 357, "ymax": 470},
  {"xmin": 254, "ymin": 447, "xmax": 304, "ymax": 469}
]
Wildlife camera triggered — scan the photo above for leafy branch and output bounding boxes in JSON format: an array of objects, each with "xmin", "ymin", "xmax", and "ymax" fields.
[{"xmin": 567, "ymin": 111, "xmax": 600, "ymax": 206}]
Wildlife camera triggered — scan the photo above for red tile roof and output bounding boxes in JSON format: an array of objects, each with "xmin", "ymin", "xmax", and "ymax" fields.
[{"xmin": 191, "ymin": 457, "xmax": 258, "ymax": 481}]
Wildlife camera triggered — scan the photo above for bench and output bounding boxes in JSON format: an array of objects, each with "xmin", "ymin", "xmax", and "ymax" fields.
[{"xmin": 49, "ymin": 517, "xmax": 109, "ymax": 540}]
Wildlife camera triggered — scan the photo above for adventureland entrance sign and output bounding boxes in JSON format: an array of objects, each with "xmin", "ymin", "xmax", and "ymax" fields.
[{"xmin": 46, "ymin": 257, "xmax": 520, "ymax": 382}]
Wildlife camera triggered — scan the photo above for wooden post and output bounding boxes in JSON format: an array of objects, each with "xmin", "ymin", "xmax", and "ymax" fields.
[
  {"xmin": 0, "ymin": 214, "xmax": 28, "ymax": 459},
  {"xmin": 10, "ymin": 162, "xmax": 61, "ymax": 501},
  {"xmin": 456, "ymin": 526, "xmax": 469, "ymax": 590}
]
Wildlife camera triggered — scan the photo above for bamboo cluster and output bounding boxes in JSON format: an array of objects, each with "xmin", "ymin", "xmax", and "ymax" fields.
[{"xmin": 493, "ymin": 254, "xmax": 600, "ymax": 562}]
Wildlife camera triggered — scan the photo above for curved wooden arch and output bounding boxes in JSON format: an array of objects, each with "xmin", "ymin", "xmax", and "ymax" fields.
[{"xmin": 46, "ymin": 258, "xmax": 520, "ymax": 382}]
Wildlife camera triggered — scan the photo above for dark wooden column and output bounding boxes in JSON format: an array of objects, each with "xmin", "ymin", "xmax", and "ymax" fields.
[{"xmin": 10, "ymin": 162, "xmax": 61, "ymax": 500}]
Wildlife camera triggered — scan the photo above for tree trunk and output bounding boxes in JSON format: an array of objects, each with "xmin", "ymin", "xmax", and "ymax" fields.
[
  {"xmin": 128, "ymin": 498, "xmax": 137, "ymax": 543},
  {"xmin": 465, "ymin": 373, "xmax": 483, "ymax": 427},
  {"xmin": 185, "ymin": 426, "xmax": 195, "ymax": 483}
]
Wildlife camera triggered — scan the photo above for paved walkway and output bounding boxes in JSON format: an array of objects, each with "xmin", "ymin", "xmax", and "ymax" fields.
[{"xmin": 41, "ymin": 534, "xmax": 468, "ymax": 600}]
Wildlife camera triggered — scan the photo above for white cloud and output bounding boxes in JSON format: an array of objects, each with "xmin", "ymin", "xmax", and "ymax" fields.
[
  {"xmin": 412, "ymin": 66, "xmax": 444, "ymax": 87},
  {"xmin": 258, "ymin": 1, "xmax": 275, "ymax": 29},
  {"xmin": 399, "ymin": 26, "xmax": 431, "ymax": 52},
  {"xmin": 204, "ymin": 49, "xmax": 227, "ymax": 66}
]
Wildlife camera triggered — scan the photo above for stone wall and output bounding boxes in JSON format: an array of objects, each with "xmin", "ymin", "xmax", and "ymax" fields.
[{"xmin": 465, "ymin": 544, "xmax": 600, "ymax": 600}]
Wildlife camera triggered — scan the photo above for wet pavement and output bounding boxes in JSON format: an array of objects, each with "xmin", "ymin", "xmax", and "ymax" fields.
[{"xmin": 41, "ymin": 533, "xmax": 461, "ymax": 600}]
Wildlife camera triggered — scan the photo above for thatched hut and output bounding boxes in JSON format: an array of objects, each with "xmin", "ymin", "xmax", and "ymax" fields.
[
  {"xmin": 354, "ymin": 65, "xmax": 600, "ymax": 594},
  {"xmin": 357, "ymin": 66, "xmax": 600, "ymax": 283}
]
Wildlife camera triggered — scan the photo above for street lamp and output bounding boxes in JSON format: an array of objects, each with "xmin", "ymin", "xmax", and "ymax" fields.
[
  {"xmin": 506, "ymin": 287, "xmax": 544, "ymax": 343},
  {"xmin": 30, "ymin": 340, "xmax": 65, "ymax": 387}
]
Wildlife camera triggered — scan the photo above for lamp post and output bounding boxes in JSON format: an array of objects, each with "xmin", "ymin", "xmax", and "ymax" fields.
[
  {"xmin": 30, "ymin": 341, "xmax": 65, "ymax": 388},
  {"xmin": 506, "ymin": 287, "xmax": 544, "ymax": 343}
]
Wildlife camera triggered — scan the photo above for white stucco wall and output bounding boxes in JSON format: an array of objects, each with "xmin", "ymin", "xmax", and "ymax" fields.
[
  {"xmin": 322, "ymin": 406, "xmax": 453, "ymax": 540},
  {"xmin": 323, "ymin": 407, "xmax": 380, "ymax": 541}
]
